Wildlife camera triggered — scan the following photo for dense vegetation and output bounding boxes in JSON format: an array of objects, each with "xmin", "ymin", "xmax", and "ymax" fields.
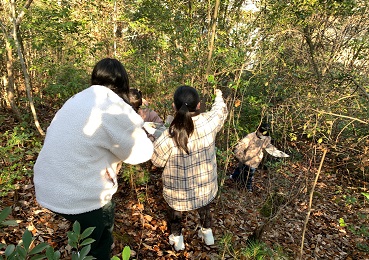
[{"xmin": 1, "ymin": 0, "xmax": 368, "ymax": 259}]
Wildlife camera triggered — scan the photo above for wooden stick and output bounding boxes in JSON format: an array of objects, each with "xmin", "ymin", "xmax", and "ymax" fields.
[{"xmin": 299, "ymin": 148, "xmax": 327, "ymax": 258}]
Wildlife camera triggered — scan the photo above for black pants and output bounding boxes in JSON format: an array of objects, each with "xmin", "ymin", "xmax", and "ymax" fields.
[
  {"xmin": 58, "ymin": 201, "xmax": 115, "ymax": 260},
  {"xmin": 231, "ymin": 162, "xmax": 256, "ymax": 190},
  {"xmin": 168, "ymin": 203, "xmax": 212, "ymax": 236}
]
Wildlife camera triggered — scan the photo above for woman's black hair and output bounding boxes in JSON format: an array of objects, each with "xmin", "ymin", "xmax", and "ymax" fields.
[
  {"xmin": 128, "ymin": 88, "xmax": 143, "ymax": 112},
  {"xmin": 91, "ymin": 58, "xmax": 130, "ymax": 103},
  {"xmin": 169, "ymin": 85, "xmax": 200, "ymax": 154}
]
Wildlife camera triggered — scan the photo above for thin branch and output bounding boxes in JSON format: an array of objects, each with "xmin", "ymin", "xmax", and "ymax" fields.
[
  {"xmin": 335, "ymin": 119, "xmax": 355, "ymax": 143},
  {"xmin": 347, "ymin": 76, "xmax": 369, "ymax": 100},
  {"xmin": 15, "ymin": 0, "xmax": 34, "ymax": 26},
  {"xmin": 331, "ymin": 94, "xmax": 358, "ymax": 105},
  {"xmin": 0, "ymin": 20, "xmax": 7, "ymax": 35},
  {"xmin": 311, "ymin": 109, "xmax": 368, "ymax": 124},
  {"xmin": 300, "ymin": 148, "xmax": 327, "ymax": 258}
]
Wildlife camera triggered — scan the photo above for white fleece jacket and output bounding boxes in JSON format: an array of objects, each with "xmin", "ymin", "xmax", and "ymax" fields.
[{"xmin": 33, "ymin": 85, "xmax": 153, "ymax": 214}]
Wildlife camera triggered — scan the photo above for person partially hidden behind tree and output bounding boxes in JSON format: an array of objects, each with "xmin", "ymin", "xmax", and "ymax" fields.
[
  {"xmin": 129, "ymin": 88, "xmax": 167, "ymax": 143},
  {"xmin": 128, "ymin": 88, "xmax": 163, "ymax": 124},
  {"xmin": 230, "ymin": 123, "xmax": 289, "ymax": 192}
]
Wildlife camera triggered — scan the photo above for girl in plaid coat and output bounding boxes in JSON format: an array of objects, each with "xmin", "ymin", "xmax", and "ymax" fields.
[{"xmin": 151, "ymin": 86, "xmax": 228, "ymax": 251}]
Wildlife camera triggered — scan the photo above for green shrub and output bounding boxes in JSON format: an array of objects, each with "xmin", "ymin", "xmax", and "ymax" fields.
[
  {"xmin": 121, "ymin": 164, "xmax": 150, "ymax": 187},
  {"xmin": 42, "ymin": 65, "xmax": 89, "ymax": 108},
  {"xmin": 0, "ymin": 207, "xmax": 131, "ymax": 260},
  {"xmin": 111, "ymin": 246, "xmax": 130, "ymax": 260},
  {"xmin": 217, "ymin": 231, "xmax": 288, "ymax": 260},
  {"xmin": 0, "ymin": 127, "xmax": 42, "ymax": 196},
  {"xmin": 0, "ymin": 206, "xmax": 51, "ymax": 260},
  {"xmin": 339, "ymin": 192, "xmax": 369, "ymax": 252},
  {"xmin": 241, "ymin": 239, "xmax": 273, "ymax": 259}
]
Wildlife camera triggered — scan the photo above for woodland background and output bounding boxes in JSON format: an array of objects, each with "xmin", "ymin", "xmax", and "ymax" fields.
[{"xmin": 0, "ymin": 0, "xmax": 368, "ymax": 259}]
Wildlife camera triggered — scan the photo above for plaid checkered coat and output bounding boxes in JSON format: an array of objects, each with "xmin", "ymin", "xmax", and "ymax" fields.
[{"xmin": 151, "ymin": 93, "xmax": 228, "ymax": 211}]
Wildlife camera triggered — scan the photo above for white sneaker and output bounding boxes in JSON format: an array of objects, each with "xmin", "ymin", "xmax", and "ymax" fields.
[
  {"xmin": 198, "ymin": 228, "xmax": 214, "ymax": 245},
  {"xmin": 169, "ymin": 234, "xmax": 185, "ymax": 251}
]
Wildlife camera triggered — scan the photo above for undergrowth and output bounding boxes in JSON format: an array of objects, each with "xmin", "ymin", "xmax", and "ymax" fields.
[{"xmin": 0, "ymin": 126, "xmax": 42, "ymax": 196}]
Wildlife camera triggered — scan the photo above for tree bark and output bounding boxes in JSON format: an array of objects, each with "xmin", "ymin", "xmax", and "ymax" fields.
[
  {"xmin": 9, "ymin": 0, "xmax": 44, "ymax": 135},
  {"xmin": 203, "ymin": 0, "xmax": 220, "ymax": 93},
  {"xmin": 4, "ymin": 33, "xmax": 22, "ymax": 121},
  {"xmin": 303, "ymin": 26, "xmax": 322, "ymax": 85}
]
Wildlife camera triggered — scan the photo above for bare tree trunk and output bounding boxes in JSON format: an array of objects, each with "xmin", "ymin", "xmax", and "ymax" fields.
[
  {"xmin": 303, "ymin": 26, "xmax": 322, "ymax": 85},
  {"xmin": 9, "ymin": 0, "xmax": 44, "ymax": 135},
  {"xmin": 203, "ymin": 0, "xmax": 220, "ymax": 93},
  {"xmin": 4, "ymin": 35, "xmax": 22, "ymax": 121}
]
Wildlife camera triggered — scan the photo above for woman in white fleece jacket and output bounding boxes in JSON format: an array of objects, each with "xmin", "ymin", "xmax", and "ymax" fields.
[{"xmin": 33, "ymin": 58, "xmax": 153, "ymax": 259}]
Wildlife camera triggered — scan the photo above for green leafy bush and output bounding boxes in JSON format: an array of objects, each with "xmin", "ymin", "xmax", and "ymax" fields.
[
  {"xmin": 67, "ymin": 221, "xmax": 95, "ymax": 260},
  {"xmin": 121, "ymin": 164, "xmax": 150, "ymax": 187},
  {"xmin": 217, "ymin": 231, "xmax": 288, "ymax": 260},
  {"xmin": 241, "ymin": 239, "xmax": 273, "ymax": 259},
  {"xmin": 42, "ymin": 65, "xmax": 89, "ymax": 108},
  {"xmin": 0, "ymin": 127, "xmax": 42, "ymax": 196},
  {"xmin": 111, "ymin": 246, "xmax": 130, "ymax": 260},
  {"xmin": 0, "ymin": 207, "xmax": 131, "ymax": 260},
  {"xmin": 339, "ymin": 193, "xmax": 369, "ymax": 252},
  {"xmin": 0, "ymin": 206, "xmax": 50, "ymax": 260}
]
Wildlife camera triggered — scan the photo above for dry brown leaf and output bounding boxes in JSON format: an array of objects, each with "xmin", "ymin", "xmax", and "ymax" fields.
[{"xmin": 234, "ymin": 99, "xmax": 241, "ymax": 107}]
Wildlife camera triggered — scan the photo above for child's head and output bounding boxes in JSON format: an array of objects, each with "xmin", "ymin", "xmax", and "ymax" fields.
[
  {"xmin": 91, "ymin": 58, "xmax": 130, "ymax": 103},
  {"xmin": 128, "ymin": 88, "xmax": 143, "ymax": 112},
  {"xmin": 173, "ymin": 85, "xmax": 200, "ymax": 112},
  {"xmin": 256, "ymin": 123, "xmax": 270, "ymax": 138},
  {"xmin": 170, "ymin": 86, "xmax": 200, "ymax": 154}
]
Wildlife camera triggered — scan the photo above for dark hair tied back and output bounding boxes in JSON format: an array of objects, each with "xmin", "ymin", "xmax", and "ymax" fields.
[
  {"xmin": 169, "ymin": 86, "xmax": 200, "ymax": 154},
  {"xmin": 179, "ymin": 102, "xmax": 189, "ymax": 113}
]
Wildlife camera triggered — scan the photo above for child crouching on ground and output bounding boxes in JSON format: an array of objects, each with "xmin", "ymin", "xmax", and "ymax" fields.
[{"xmin": 151, "ymin": 86, "xmax": 228, "ymax": 251}]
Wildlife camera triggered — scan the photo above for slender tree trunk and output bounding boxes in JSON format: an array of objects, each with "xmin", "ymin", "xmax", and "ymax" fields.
[
  {"xmin": 303, "ymin": 26, "xmax": 322, "ymax": 85},
  {"xmin": 203, "ymin": 0, "xmax": 220, "ymax": 93},
  {"xmin": 9, "ymin": 0, "xmax": 44, "ymax": 135},
  {"xmin": 4, "ymin": 36, "xmax": 22, "ymax": 121}
]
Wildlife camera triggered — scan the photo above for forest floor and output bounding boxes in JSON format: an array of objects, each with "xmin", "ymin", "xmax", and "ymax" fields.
[{"xmin": 1, "ymin": 157, "xmax": 368, "ymax": 260}]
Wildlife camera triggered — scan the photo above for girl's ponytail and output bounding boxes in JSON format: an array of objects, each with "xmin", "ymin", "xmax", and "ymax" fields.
[{"xmin": 169, "ymin": 86, "xmax": 199, "ymax": 154}]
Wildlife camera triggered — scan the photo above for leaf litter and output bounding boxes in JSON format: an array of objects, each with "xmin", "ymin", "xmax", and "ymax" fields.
[{"xmin": 0, "ymin": 160, "xmax": 368, "ymax": 259}]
